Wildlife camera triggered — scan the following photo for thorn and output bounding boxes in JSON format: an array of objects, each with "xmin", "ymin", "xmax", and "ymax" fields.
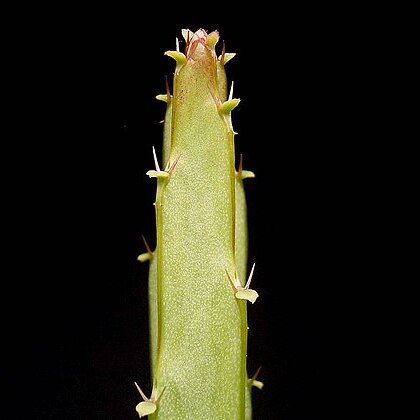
[
  {"xmin": 176, "ymin": 37, "xmax": 179, "ymax": 52},
  {"xmin": 165, "ymin": 75, "xmax": 171, "ymax": 100},
  {"xmin": 141, "ymin": 234, "xmax": 153, "ymax": 255},
  {"xmin": 134, "ymin": 382, "xmax": 148, "ymax": 402},
  {"xmin": 245, "ymin": 263, "xmax": 256, "ymax": 289},
  {"xmin": 219, "ymin": 82, "xmax": 239, "ymax": 113},
  {"xmin": 166, "ymin": 153, "xmax": 181, "ymax": 175},
  {"xmin": 250, "ymin": 366, "xmax": 262, "ymax": 382},
  {"xmin": 184, "ymin": 29, "xmax": 191, "ymax": 53},
  {"xmin": 155, "ymin": 77, "xmax": 171, "ymax": 103},
  {"xmin": 220, "ymin": 40, "xmax": 226, "ymax": 62},
  {"xmin": 225, "ymin": 269, "xmax": 238, "ymax": 292},
  {"xmin": 238, "ymin": 153, "xmax": 244, "ymax": 175},
  {"xmin": 229, "ymin": 81, "xmax": 234, "ymax": 101},
  {"xmin": 237, "ymin": 154, "xmax": 255, "ymax": 179},
  {"xmin": 181, "ymin": 28, "xmax": 193, "ymax": 42},
  {"xmin": 156, "ymin": 386, "xmax": 166, "ymax": 403},
  {"xmin": 152, "ymin": 146, "xmax": 160, "ymax": 171}
]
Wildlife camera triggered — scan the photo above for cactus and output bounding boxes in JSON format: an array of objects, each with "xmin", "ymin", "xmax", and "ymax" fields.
[{"xmin": 136, "ymin": 28, "xmax": 262, "ymax": 419}]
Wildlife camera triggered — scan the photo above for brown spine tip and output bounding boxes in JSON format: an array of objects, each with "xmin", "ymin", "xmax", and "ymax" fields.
[
  {"xmin": 166, "ymin": 153, "xmax": 181, "ymax": 175},
  {"xmin": 165, "ymin": 75, "xmax": 171, "ymax": 100},
  {"xmin": 238, "ymin": 153, "xmax": 244, "ymax": 176},
  {"xmin": 220, "ymin": 40, "xmax": 226, "ymax": 62},
  {"xmin": 141, "ymin": 234, "xmax": 153, "ymax": 256},
  {"xmin": 250, "ymin": 366, "xmax": 262, "ymax": 382}
]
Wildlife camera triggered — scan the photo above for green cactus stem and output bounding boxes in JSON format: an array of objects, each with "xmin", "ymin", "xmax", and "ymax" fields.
[{"xmin": 137, "ymin": 28, "xmax": 261, "ymax": 419}]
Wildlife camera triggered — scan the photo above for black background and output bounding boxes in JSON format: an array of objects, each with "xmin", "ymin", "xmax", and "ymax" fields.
[{"xmin": 5, "ymin": 8, "xmax": 365, "ymax": 420}]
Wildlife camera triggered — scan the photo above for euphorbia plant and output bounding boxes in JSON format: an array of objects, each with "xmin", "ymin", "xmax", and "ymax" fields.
[{"xmin": 136, "ymin": 28, "xmax": 262, "ymax": 419}]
